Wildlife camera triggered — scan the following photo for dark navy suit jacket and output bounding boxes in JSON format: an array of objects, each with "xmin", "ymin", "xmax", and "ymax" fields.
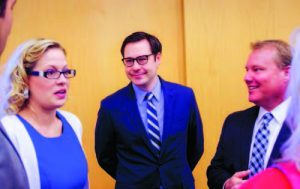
[
  {"xmin": 95, "ymin": 79, "xmax": 204, "ymax": 189},
  {"xmin": 0, "ymin": 123, "xmax": 29, "ymax": 189},
  {"xmin": 206, "ymin": 106, "xmax": 291, "ymax": 189}
]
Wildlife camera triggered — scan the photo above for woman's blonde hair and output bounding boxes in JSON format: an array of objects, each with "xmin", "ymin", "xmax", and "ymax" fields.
[
  {"xmin": 7, "ymin": 38, "xmax": 66, "ymax": 113},
  {"xmin": 282, "ymin": 29, "xmax": 300, "ymax": 170}
]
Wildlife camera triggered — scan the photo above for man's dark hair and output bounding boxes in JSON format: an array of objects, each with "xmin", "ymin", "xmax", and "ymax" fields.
[
  {"xmin": 0, "ymin": 0, "xmax": 7, "ymax": 17},
  {"xmin": 121, "ymin": 31, "xmax": 162, "ymax": 57}
]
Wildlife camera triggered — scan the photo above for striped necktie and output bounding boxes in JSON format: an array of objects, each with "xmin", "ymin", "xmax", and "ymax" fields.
[
  {"xmin": 145, "ymin": 92, "xmax": 161, "ymax": 154},
  {"xmin": 249, "ymin": 112, "xmax": 273, "ymax": 177}
]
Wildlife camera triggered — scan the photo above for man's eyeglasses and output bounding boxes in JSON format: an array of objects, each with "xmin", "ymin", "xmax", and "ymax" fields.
[
  {"xmin": 122, "ymin": 54, "xmax": 154, "ymax": 67},
  {"xmin": 29, "ymin": 69, "xmax": 76, "ymax": 79}
]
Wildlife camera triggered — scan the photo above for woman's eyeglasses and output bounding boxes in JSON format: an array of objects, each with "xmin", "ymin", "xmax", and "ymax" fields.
[{"xmin": 29, "ymin": 69, "xmax": 76, "ymax": 79}]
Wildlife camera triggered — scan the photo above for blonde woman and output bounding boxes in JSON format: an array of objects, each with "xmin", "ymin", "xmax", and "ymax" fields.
[{"xmin": 0, "ymin": 39, "xmax": 88, "ymax": 189}]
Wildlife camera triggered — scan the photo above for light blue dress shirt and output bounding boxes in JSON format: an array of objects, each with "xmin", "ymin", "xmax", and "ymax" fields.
[{"xmin": 132, "ymin": 79, "xmax": 164, "ymax": 140}]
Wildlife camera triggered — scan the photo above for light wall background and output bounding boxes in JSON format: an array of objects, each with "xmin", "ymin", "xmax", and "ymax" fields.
[{"xmin": 1, "ymin": 0, "xmax": 300, "ymax": 188}]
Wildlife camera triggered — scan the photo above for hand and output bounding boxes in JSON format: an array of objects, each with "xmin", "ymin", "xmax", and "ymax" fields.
[{"xmin": 224, "ymin": 170, "xmax": 250, "ymax": 189}]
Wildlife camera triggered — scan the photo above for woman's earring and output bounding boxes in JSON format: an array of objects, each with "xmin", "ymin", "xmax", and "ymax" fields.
[{"xmin": 23, "ymin": 88, "xmax": 29, "ymax": 99}]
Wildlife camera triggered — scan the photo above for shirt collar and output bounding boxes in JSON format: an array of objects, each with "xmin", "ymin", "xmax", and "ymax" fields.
[
  {"xmin": 132, "ymin": 79, "xmax": 161, "ymax": 104},
  {"xmin": 258, "ymin": 97, "xmax": 291, "ymax": 125}
]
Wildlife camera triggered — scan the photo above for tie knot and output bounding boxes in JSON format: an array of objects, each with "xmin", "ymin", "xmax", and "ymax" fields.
[
  {"xmin": 145, "ymin": 92, "xmax": 154, "ymax": 101},
  {"xmin": 262, "ymin": 113, "xmax": 273, "ymax": 125}
]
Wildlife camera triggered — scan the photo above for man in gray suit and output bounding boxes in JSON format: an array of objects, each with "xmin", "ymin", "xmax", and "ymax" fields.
[{"xmin": 0, "ymin": 0, "xmax": 29, "ymax": 188}]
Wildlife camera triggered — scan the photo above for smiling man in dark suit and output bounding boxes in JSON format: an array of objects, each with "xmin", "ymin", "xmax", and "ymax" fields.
[
  {"xmin": 95, "ymin": 31, "xmax": 204, "ymax": 189},
  {"xmin": 207, "ymin": 40, "xmax": 292, "ymax": 189},
  {"xmin": 0, "ymin": 0, "xmax": 29, "ymax": 188}
]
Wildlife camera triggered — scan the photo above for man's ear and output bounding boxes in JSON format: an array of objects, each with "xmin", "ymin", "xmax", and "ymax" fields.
[
  {"xmin": 155, "ymin": 53, "xmax": 161, "ymax": 63},
  {"xmin": 283, "ymin": 65, "xmax": 290, "ymax": 81}
]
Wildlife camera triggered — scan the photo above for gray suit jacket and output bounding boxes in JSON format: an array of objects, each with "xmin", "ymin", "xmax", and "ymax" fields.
[{"xmin": 0, "ymin": 123, "xmax": 29, "ymax": 189}]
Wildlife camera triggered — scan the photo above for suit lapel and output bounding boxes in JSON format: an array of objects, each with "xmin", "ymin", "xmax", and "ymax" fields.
[
  {"xmin": 268, "ymin": 122, "xmax": 291, "ymax": 166},
  {"xmin": 160, "ymin": 80, "xmax": 174, "ymax": 154},
  {"xmin": 239, "ymin": 106, "xmax": 259, "ymax": 170}
]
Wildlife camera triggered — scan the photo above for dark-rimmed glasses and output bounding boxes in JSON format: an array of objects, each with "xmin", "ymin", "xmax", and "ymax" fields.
[
  {"xmin": 122, "ymin": 54, "xmax": 154, "ymax": 67},
  {"xmin": 29, "ymin": 69, "xmax": 76, "ymax": 79}
]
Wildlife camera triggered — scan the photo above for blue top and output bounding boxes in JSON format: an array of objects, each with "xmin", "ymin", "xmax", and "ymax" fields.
[{"xmin": 17, "ymin": 112, "xmax": 88, "ymax": 189}]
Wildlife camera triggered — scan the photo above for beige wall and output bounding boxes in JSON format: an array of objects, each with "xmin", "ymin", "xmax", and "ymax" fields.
[{"xmin": 1, "ymin": 0, "xmax": 300, "ymax": 188}]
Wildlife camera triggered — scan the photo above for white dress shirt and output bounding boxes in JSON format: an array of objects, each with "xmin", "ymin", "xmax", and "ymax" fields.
[{"xmin": 248, "ymin": 98, "xmax": 291, "ymax": 168}]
